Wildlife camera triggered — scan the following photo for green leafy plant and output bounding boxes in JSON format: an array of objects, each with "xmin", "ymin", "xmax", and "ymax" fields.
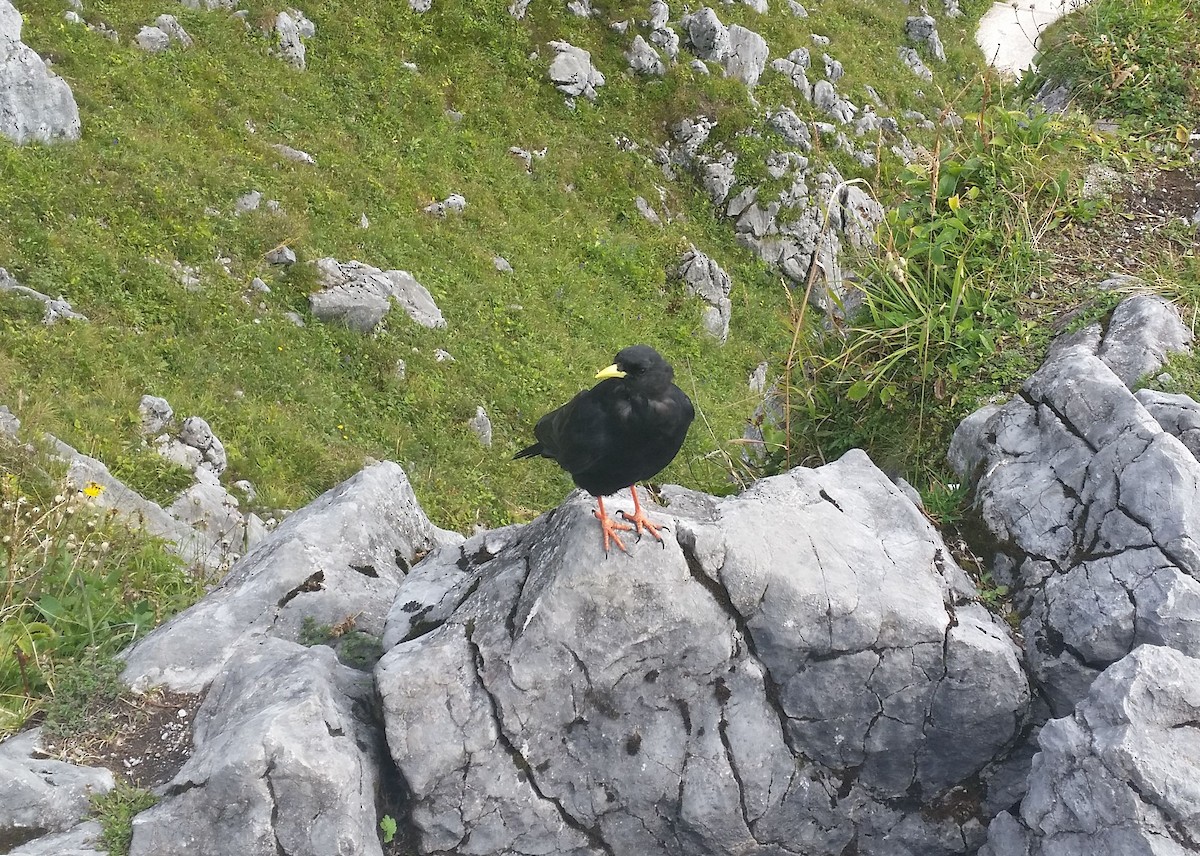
[
  {"xmin": 0, "ymin": 443, "xmax": 202, "ymax": 736},
  {"xmin": 380, "ymin": 814, "xmax": 398, "ymax": 844},
  {"xmin": 822, "ymin": 107, "xmax": 1066, "ymax": 405},
  {"xmin": 92, "ymin": 782, "xmax": 159, "ymax": 856}
]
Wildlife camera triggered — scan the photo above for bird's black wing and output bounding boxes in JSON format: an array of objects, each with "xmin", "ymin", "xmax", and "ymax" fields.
[{"xmin": 532, "ymin": 384, "xmax": 622, "ymax": 477}]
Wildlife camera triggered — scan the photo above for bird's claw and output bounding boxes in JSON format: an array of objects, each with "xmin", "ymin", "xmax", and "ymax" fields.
[
  {"xmin": 595, "ymin": 507, "xmax": 633, "ymax": 555},
  {"xmin": 617, "ymin": 508, "xmax": 668, "ymax": 545}
]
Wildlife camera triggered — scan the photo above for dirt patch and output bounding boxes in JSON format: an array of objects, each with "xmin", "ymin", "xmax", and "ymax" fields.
[
  {"xmin": 1033, "ymin": 162, "xmax": 1200, "ymax": 327},
  {"xmin": 43, "ymin": 688, "xmax": 203, "ymax": 789}
]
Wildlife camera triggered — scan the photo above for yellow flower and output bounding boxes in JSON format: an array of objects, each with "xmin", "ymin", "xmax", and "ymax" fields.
[
  {"xmin": 947, "ymin": 194, "xmax": 961, "ymax": 212},
  {"xmin": 82, "ymin": 481, "xmax": 105, "ymax": 498}
]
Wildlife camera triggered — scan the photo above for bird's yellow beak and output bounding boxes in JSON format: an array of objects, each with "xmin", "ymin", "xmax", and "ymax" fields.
[{"xmin": 595, "ymin": 363, "xmax": 626, "ymax": 380}]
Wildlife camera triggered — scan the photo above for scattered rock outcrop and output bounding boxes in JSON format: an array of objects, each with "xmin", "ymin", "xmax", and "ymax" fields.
[
  {"xmin": 548, "ymin": 40, "xmax": 605, "ymax": 102},
  {"xmin": 378, "ymin": 451, "xmax": 1029, "ymax": 855},
  {"xmin": 273, "ymin": 8, "xmax": 314, "ymax": 70},
  {"xmin": 121, "ymin": 461, "xmax": 462, "ymax": 693},
  {"xmin": 309, "ymin": 257, "xmax": 446, "ymax": 332},
  {"xmin": 0, "ymin": 0, "xmax": 81, "ymax": 144},
  {"xmin": 0, "ymin": 730, "xmax": 113, "ymax": 852},
  {"xmin": 678, "ymin": 244, "xmax": 733, "ymax": 342},
  {"xmin": 128, "ymin": 638, "xmax": 386, "ymax": 856},
  {"xmin": 981, "ymin": 645, "xmax": 1200, "ymax": 856},
  {"xmin": 953, "ymin": 293, "xmax": 1198, "ymax": 717},
  {"xmin": 0, "ymin": 268, "xmax": 88, "ymax": 323}
]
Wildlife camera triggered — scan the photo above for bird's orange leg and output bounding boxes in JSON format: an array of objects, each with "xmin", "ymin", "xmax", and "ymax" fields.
[
  {"xmin": 618, "ymin": 485, "xmax": 668, "ymax": 545},
  {"xmin": 594, "ymin": 495, "xmax": 633, "ymax": 554}
]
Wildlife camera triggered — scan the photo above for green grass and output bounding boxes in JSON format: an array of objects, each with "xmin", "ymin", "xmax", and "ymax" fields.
[
  {"xmin": 92, "ymin": 782, "xmax": 159, "ymax": 856},
  {"xmin": 0, "ymin": 440, "xmax": 202, "ymax": 735},
  {"xmin": 1024, "ymin": 0, "xmax": 1200, "ymax": 131}
]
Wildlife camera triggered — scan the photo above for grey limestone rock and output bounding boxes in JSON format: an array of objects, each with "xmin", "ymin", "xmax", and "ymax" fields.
[
  {"xmin": 7, "ymin": 820, "xmax": 105, "ymax": 855},
  {"xmin": 154, "ymin": 14, "xmax": 193, "ymax": 47},
  {"xmin": 771, "ymin": 55, "xmax": 812, "ymax": 100},
  {"xmin": 1098, "ymin": 293, "xmax": 1193, "ymax": 386},
  {"xmin": 813, "ymin": 79, "xmax": 857, "ymax": 123},
  {"xmin": 0, "ymin": 730, "xmax": 114, "ymax": 852},
  {"xmin": 681, "ymin": 7, "xmax": 729, "ymax": 63},
  {"xmin": 823, "ymin": 53, "xmax": 843, "ymax": 82},
  {"xmin": 647, "ymin": 0, "xmax": 669, "ymax": 29},
  {"xmin": 265, "ymin": 245, "xmax": 296, "ymax": 265},
  {"xmin": 377, "ymin": 450, "xmax": 1029, "ymax": 855},
  {"xmin": 274, "ymin": 9, "xmax": 311, "ymax": 69},
  {"xmin": 547, "ymin": 40, "xmax": 605, "ymax": 102},
  {"xmin": 135, "ymin": 25, "xmax": 171, "ymax": 52},
  {"xmin": 961, "ymin": 294, "xmax": 1200, "ymax": 716},
  {"xmin": 948, "ymin": 403, "xmax": 1002, "ymax": 480},
  {"xmin": 0, "ymin": 403, "xmax": 19, "ymax": 439},
  {"xmin": 899, "ymin": 46, "xmax": 933, "ymax": 81},
  {"xmin": 0, "ymin": 0, "xmax": 81, "ymax": 144},
  {"xmin": 679, "ymin": 245, "xmax": 733, "ymax": 342},
  {"xmin": 829, "ymin": 183, "xmax": 883, "ymax": 250},
  {"xmin": 626, "ymin": 34, "xmax": 664, "ymax": 75},
  {"xmin": 724, "ymin": 24, "xmax": 768, "ymax": 87},
  {"xmin": 47, "ymin": 433, "xmax": 223, "ymax": 572},
  {"xmin": 139, "ymin": 394, "xmax": 174, "ymax": 435},
  {"xmin": 177, "ymin": 0, "xmax": 237, "ymax": 8},
  {"xmin": 468, "ymin": 405, "xmax": 493, "ymax": 447},
  {"xmin": 166, "ymin": 480, "xmax": 246, "ymax": 553},
  {"xmin": 906, "ymin": 14, "xmax": 946, "ymax": 62},
  {"xmin": 0, "ymin": 268, "xmax": 88, "ymax": 324},
  {"xmin": 178, "ymin": 415, "xmax": 228, "ymax": 474},
  {"xmin": 672, "ymin": 115, "xmax": 714, "ymax": 158},
  {"xmin": 153, "ymin": 433, "xmax": 203, "ymax": 471},
  {"xmin": 310, "ymin": 257, "xmax": 446, "ymax": 332},
  {"xmin": 270, "ymin": 142, "xmax": 315, "ymax": 164},
  {"xmin": 679, "ymin": 244, "xmax": 732, "ymax": 307},
  {"xmin": 129, "ymin": 637, "xmax": 385, "ymax": 856},
  {"xmin": 234, "ymin": 189, "xmax": 262, "ymax": 214},
  {"xmin": 122, "ymin": 461, "xmax": 462, "ymax": 693},
  {"xmin": 635, "ymin": 195, "xmax": 662, "ymax": 225},
  {"xmin": 983, "ymin": 646, "xmax": 1200, "ymax": 856},
  {"xmin": 701, "ymin": 152, "xmax": 737, "ymax": 204},
  {"xmin": 1136, "ymin": 389, "xmax": 1200, "ymax": 460},
  {"xmin": 786, "ymin": 0, "xmax": 807, "ymax": 15},
  {"xmin": 768, "ymin": 106, "xmax": 811, "ymax": 149}
]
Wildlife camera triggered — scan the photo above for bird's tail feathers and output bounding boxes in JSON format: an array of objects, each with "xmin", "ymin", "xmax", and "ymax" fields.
[{"xmin": 513, "ymin": 442, "xmax": 543, "ymax": 460}]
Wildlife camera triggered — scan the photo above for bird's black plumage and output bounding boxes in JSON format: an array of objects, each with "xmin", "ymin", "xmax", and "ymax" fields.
[{"xmin": 515, "ymin": 345, "xmax": 695, "ymax": 498}]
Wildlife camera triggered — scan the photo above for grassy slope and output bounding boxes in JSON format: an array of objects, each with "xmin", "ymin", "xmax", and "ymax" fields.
[{"xmin": 0, "ymin": 0, "xmax": 984, "ymax": 529}]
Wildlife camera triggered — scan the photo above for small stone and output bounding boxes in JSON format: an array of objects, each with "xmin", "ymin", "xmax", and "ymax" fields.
[
  {"xmin": 139, "ymin": 395, "xmax": 174, "ymax": 435},
  {"xmin": 468, "ymin": 406, "xmax": 493, "ymax": 447},
  {"xmin": 265, "ymin": 246, "xmax": 297, "ymax": 266},
  {"xmin": 135, "ymin": 26, "xmax": 170, "ymax": 52}
]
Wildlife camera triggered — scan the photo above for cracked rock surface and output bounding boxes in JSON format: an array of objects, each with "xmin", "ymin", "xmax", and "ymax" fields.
[
  {"xmin": 980, "ymin": 645, "xmax": 1200, "ymax": 856},
  {"xmin": 954, "ymin": 293, "xmax": 1198, "ymax": 716},
  {"xmin": 121, "ymin": 461, "xmax": 462, "ymax": 693},
  {"xmin": 310, "ymin": 257, "xmax": 447, "ymax": 332},
  {"xmin": 377, "ymin": 449, "xmax": 1029, "ymax": 855},
  {"xmin": 129, "ymin": 637, "xmax": 384, "ymax": 856}
]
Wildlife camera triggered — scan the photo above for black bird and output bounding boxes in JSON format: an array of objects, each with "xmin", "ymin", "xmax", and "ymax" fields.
[{"xmin": 515, "ymin": 345, "xmax": 695, "ymax": 553}]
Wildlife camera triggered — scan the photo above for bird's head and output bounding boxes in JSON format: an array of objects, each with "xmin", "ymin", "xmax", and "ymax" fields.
[{"xmin": 595, "ymin": 345, "xmax": 674, "ymax": 388}]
